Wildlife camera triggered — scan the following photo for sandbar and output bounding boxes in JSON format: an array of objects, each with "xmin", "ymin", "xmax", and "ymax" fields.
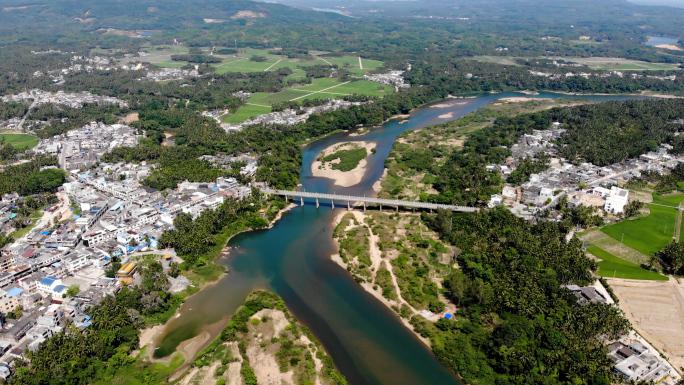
[{"xmin": 311, "ymin": 141, "xmax": 376, "ymax": 187}]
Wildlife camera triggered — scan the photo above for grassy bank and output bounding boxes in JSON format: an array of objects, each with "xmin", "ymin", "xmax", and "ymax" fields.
[{"xmin": 588, "ymin": 246, "xmax": 667, "ymax": 280}]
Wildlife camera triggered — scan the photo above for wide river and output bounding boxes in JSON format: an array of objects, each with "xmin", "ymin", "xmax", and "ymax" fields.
[{"xmin": 154, "ymin": 91, "xmax": 647, "ymax": 385}]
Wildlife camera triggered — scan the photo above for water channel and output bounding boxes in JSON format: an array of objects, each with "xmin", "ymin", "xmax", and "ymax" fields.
[
  {"xmin": 154, "ymin": 91, "xmax": 648, "ymax": 385},
  {"xmin": 645, "ymin": 36, "xmax": 680, "ymax": 46}
]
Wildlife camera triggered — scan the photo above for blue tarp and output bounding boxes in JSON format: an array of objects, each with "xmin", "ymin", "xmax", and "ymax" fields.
[
  {"xmin": 444, "ymin": 314, "xmax": 452, "ymax": 320},
  {"xmin": 9, "ymin": 213, "xmax": 16, "ymax": 219},
  {"xmin": 73, "ymin": 215, "xmax": 81, "ymax": 219},
  {"xmin": 41, "ymin": 231, "xmax": 50, "ymax": 235}
]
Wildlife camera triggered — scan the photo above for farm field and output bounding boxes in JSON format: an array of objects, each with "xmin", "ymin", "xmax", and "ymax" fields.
[
  {"xmin": 222, "ymin": 79, "xmax": 393, "ymax": 124},
  {"xmin": 141, "ymin": 47, "xmax": 384, "ymax": 76},
  {"xmin": 601, "ymin": 203, "xmax": 678, "ymax": 255},
  {"xmin": 651, "ymin": 192, "xmax": 684, "ymax": 207},
  {"xmin": 0, "ymin": 133, "xmax": 39, "ymax": 148},
  {"xmin": 587, "ymin": 246, "xmax": 667, "ymax": 280},
  {"xmin": 220, "ymin": 104, "xmax": 272, "ymax": 124}
]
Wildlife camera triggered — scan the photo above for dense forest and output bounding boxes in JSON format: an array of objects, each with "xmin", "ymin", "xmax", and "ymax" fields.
[{"xmin": 416, "ymin": 208, "xmax": 630, "ymax": 385}]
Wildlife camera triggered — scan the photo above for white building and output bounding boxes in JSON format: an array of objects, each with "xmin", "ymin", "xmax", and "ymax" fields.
[
  {"xmin": 36, "ymin": 276, "xmax": 64, "ymax": 295},
  {"xmin": 63, "ymin": 254, "xmax": 90, "ymax": 274},
  {"xmin": 605, "ymin": 187, "xmax": 630, "ymax": 214}
]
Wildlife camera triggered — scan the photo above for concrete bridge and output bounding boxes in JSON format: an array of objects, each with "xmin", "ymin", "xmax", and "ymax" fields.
[{"xmin": 260, "ymin": 188, "xmax": 478, "ymax": 212}]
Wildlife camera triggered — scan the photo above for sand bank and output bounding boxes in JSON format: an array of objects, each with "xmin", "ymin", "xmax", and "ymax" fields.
[
  {"xmin": 311, "ymin": 141, "xmax": 376, "ymax": 187},
  {"xmin": 656, "ymin": 44, "xmax": 684, "ymax": 51},
  {"xmin": 330, "ymin": 210, "xmax": 432, "ymax": 347}
]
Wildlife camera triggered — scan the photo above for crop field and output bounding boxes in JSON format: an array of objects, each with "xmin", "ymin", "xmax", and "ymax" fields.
[
  {"xmin": 588, "ymin": 246, "xmax": 667, "ymax": 280},
  {"xmin": 220, "ymin": 104, "xmax": 271, "ymax": 124},
  {"xmin": 602, "ymin": 203, "xmax": 678, "ymax": 255},
  {"xmin": 0, "ymin": 133, "xmax": 39, "ymax": 148},
  {"xmin": 140, "ymin": 46, "xmax": 387, "ymax": 76},
  {"xmin": 221, "ymin": 79, "xmax": 394, "ymax": 124},
  {"xmin": 651, "ymin": 192, "xmax": 684, "ymax": 207}
]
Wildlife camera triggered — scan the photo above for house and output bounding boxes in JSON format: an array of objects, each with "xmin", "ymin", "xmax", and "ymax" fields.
[
  {"xmin": 539, "ymin": 188, "xmax": 554, "ymax": 202},
  {"xmin": 0, "ymin": 288, "xmax": 20, "ymax": 313},
  {"xmin": 501, "ymin": 186, "xmax": 517, "ymax": 199},
  {"xmin": 605, "ymin": 187, "xmax": 629, "ymax": 214},
  {"xmin": 36, "ymin": 276, "xmax": 63, "ymax": 295},
  {"xmin": 488, "ymin": 195, "xmax": 503, "ymax": 208},
  {"xmin": 63, "ymin": 253, "xmax": 90, "ymax": 274},
  {"xmin": 611, "ymin": 341, "xmax": 672, "ymax": 383}
]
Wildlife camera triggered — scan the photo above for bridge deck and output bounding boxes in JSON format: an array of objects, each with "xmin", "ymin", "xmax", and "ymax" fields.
[{"xmin": 261, "ymin": 188, "xmax": 477, "ymax": 212}]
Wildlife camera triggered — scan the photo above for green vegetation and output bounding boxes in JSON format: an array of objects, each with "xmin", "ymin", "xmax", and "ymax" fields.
[
  {"xmin": 194, "ymin": 291, "xmax": 347, "ymax": 385},
  {"xmin": 321, "ymin": 147, "xmax": 368, "ymax": 172},
  {"xmin": 588, "ymin": 246, "xmax": 667, "ymax": 280},
  {"xmin": 656, "ymin": 240, "xmax": 684, "ymax": 275},
  {"xmin": 602, "ymin": 203, "xmax": 677, "ymax": 256},
  {"xmin": 171, "ymin": 54, "xmax": 222, "ymax": 64},
  {"xmin": 0, "ymin": 133, "xmax": 39, "ymax": 149},
  {"xmin": 652, "ymin": 192, "xmax": 684, "ymax": 207},
  {"xmin": 221, "ymin": 104, "xmax": 272, "ymax": 124},
  {"xmin": 333, "ymin": 213, "xmax": 372, "ymax": 282},
  {"xmin": 365, "ymin": 212, "xmax": 450, "ymax": 313},
  {"xmin": 416, "ymin": 207, "xmax": 631, "ymax": 385}
]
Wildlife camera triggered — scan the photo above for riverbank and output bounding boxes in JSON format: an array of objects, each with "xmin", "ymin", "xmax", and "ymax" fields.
[
  {"xmin": 330, "ymin": 210, "xmax": 434, "ymax": 348},
  {"xmin": 311, "ymin": 141, "xmax": 377, "ymax": 187},
  {"xmin": 149, "ymin": 200, "xmax": 300, "ymax": 370}
]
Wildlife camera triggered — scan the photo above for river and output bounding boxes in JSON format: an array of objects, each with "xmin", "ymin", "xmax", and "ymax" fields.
[
  {"xmin": 645, "ymin": 36, "xmax": 680, "ymax": 46},
  {"xmin": 153, "ymin": 91, "xmax": 648, "ymax": 385}
]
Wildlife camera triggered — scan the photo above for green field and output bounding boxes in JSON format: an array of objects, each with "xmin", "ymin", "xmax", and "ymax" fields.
[
  {"xmin": 221, "ymin": 104, "xmax": 272, "ymax": 124},
  {"xmin": 588, "ymin": 246, "xmax": 667, "ymax": 280},
  {"xmin": 0, "ymin": 133, "xmax": 39, "ymax": 148},
  {"xmin": 651, "ymin": 192, "xmax": 684, "ymax": 207},
  {"xmin": 602, "ymin": 203, "xmax": 678, "ymax": 255}
]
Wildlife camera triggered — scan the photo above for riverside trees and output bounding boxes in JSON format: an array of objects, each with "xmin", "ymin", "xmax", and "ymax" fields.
[{"xmin": 419, "ymin": 208, "xmax": 631, "ymax": 385}]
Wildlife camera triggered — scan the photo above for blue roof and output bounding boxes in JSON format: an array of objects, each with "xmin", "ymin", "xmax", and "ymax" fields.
[
  {"xmin": 85, "ymin": 315, "xmax": 91, "ymax": 320},
  {"xmin": 41, "ymin": 231, "xmax": 50, "ymax": 235},
  {"xmin": 40, "ymin": 277, "xmax": 58, "ymax": 286},
  {"xmin": 110, "ymin": 201, "xmax": 124, "ymax": 211},
  {"xmin": 7, "ymin": 287, "xmax": 23, "ymax": 296},
  {"xmin": 8, "ymin": 213, "xmax": 16, "ymax": 219},
  {"xmin": 54, "ymin": 285, "xmax": 67, "ymax": 293},
  {"xmin": 73, "ymin": 215, "xmax": 81, "ymax": 219},
  {"xmin": 83, "ymin": 322, "xmax": 91, "ymax": 327},
  {"xmin": 444, "ymin": 314, "xmax": 452, "ymax": 320},
  {"xmin": 211, "ymin": 186, "xmax": 218, "ymax": 190}
]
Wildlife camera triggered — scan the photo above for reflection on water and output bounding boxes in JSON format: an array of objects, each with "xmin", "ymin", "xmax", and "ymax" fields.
[{"xmin": 154, "ymin": 92, "xmax": 648, "ymax": 384}]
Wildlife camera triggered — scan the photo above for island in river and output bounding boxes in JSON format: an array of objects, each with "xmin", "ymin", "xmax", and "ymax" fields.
[{"xmin": 312, "ymin": 141, "xmax": 377, "ymax": 187}]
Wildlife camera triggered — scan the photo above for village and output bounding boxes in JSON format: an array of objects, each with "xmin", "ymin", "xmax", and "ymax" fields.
[
  {"xmin": 487, "ymin": 123, "xmax": 684, "ymax": 219},
  {"xmin": 0, "ymin": 118, "xmax": 263, "ymax": 377}
]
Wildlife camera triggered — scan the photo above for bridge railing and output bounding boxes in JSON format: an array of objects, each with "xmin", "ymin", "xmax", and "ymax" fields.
[{"xmin": 260, "ymin": 188, "xmax": 477, "ymax": 212}]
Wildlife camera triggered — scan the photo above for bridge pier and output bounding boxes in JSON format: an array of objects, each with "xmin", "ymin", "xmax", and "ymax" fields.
[
  {"xmin": 331, "ymin": 199, "xmax": 334, "ymax": 209},
  {"xmin": 301, "ymin": 196, "xmax": 304, "ymax": 206},
  {"xmin": 285, "ymin": 195, "xmax": 288, "ymax": 203},
  {"xmin": 380, "ymin": 204, "xmax": 382, "ymax": 212},
  {"xmin": 363, "ymin": 202, "xmax": 366, "ymax": 212},
  {"xmin": 396, "ymin": 205, "xmax": 399, "ymax": 212},
  {"xmin": 347, "ymin": 201, "xmax": 350, "ymax": 211},
  {"xmin": 316, "ymin": 198, "xmax": 319, "ymax": 208}
]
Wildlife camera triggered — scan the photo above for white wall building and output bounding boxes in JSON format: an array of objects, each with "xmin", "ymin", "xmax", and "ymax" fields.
[{"xmin": 605, "ymin": 187, "xmax": 630, "ymax": 214}]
